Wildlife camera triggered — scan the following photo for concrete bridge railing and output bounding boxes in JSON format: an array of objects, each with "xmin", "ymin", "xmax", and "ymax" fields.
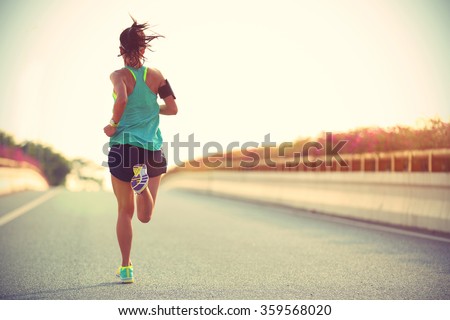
[
  {"xmin": 163, "ymin": 171, "xmax": 450, "ymax": 235},
  {"xmin": 0, "ymin": 158, "xmax": 49, "ymax": 195}
]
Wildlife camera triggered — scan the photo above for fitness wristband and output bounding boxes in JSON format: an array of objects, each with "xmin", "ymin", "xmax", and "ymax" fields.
[{"xmin": 109, "ymin": 119, "xmax": 119, "ymax": 128}]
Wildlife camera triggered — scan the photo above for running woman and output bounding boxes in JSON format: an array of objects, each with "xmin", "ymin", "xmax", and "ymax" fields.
[{"xmin": 104, "ymin": 18, "xmax": 178, "ymax": 283}]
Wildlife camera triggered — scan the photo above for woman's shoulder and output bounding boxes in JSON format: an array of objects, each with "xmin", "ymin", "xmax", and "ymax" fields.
[
  {"xmin": 145, "ymin": 66, "xmax": 165, "ymax": 86},
  {"xmin": 110, "ymin": 68, "xmax": 130, "ymax": 80},
  {"xmin": 145, "ymin": 66, "xmax": 164, "ymax": 78}
]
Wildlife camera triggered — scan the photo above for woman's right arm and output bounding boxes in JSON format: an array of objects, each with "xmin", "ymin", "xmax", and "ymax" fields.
[
  {"xmin": 110, "ymin": 71, "xmax": 129, "ymax": 123},
  {"xmin": 104, "ymin": 70, "xmax": 129, "ymax": 137}
]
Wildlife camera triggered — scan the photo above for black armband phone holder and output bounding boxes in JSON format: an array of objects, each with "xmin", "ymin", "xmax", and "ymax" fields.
[{"xmin": 158, "ymin": 79, "xmax": 176, "ymax": 99}]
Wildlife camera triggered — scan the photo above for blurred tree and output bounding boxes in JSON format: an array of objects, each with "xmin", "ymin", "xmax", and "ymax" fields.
[
  {"xmin": 0, "ymin": 131, "xmax": 15, "ymax": 147},
  {"xmin": 20, "ymin": 141, "xmax": 71, "ymax": 186},
  {"xmin": 293, "ymin": 118, "xmax": 450, "ymax": 156},
  {"xmin": 0, "ymin": 131, "xmax": 71, "ymax": 186}
]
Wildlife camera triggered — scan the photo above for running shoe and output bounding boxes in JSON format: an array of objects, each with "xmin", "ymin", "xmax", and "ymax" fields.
[
  {"xmin": 116, "ymin": 265, "xmax": 134, "ymax": 283},
  {"xmin": 115, "ymin": 261, "xmax": 132, "ymax": 277},
  {"xmin": 131, "ymin": 164, "xmax": 149, "ymax": 195}
]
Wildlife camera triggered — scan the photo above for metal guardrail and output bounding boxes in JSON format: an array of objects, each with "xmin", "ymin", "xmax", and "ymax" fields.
[
  {"xmin": 175, "ymin": 148, "xmax": 450, "ymax": 173},
  {"xmin": 243, "ymin": 148, "xmax": 450, "ymax": 173}
]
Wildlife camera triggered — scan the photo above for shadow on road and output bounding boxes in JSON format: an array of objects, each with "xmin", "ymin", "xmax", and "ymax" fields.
[{"xmin": 1, "ymin": 282, "xmax": 123, "ymax": 300}]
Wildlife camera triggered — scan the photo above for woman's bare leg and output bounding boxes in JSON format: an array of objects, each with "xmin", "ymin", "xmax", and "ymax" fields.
[
  {"xmin": 136, "ymin": 175, "xmax": 161, "ymax": 223},
  {"xmin": 111, "ymin": 175, "xmax": 135, "ymax": 267}
]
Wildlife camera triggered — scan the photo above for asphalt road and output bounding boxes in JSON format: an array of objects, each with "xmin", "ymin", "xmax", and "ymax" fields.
[{"xmin": 0, "ymin": 187, "xmax": 449, "ymax": 300}]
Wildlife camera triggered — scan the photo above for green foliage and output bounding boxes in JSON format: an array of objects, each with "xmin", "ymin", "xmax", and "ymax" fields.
[
  {"xmin": 291, "ymin": 118, "xmax": 450, "ymax": 155},
  {"xmin": 0, "ymin": 131, "xmax": 71, "ymax": 186},
  {"xmin": 20, "ymin": 141, "xmax": 72, "ymax": 186},
  {"xmin": 0, "ymin": 131, "xmax": 15, "ymax": 147}
]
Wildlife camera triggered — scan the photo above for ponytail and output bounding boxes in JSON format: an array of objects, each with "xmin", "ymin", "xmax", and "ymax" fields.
[{"xmin": 118, "ymin": 16, "xmax": 163, "ymax": 66}]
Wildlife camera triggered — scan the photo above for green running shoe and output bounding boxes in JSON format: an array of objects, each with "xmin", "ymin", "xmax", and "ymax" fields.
[{"xmin": 116, "ymin": 265, "xmax": 134, "ymax": 283}]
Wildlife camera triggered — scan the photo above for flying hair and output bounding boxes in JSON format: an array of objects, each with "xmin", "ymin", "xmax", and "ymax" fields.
[{"xmin": 118, "ymin": 16, "xmax": 163, "ymax": 66}]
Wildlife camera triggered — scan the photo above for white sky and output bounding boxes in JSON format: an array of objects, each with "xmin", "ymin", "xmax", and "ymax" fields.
[{"xmin": 0, "ymin": 0, "xmax": 449, "ymax": 167}]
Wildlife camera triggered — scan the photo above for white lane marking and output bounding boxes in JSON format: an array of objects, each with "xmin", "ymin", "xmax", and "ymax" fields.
[{"xmin": 0, "ymin": 189, "xmax": 60, "ymax": 227}]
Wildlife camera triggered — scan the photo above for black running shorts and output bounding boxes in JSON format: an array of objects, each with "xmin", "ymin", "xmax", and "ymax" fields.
[{"xmin": 108, "ymin": 144, "xmax": 167, "ymax": 182}]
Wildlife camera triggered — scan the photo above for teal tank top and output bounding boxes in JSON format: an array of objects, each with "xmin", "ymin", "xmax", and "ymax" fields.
[{"xmin": 109, "ymin": 66, "xmax": 163, "ymax": 151}]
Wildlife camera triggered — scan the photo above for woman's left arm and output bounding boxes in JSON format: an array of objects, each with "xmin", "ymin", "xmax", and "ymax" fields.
[
  {"xmin": 154, "ymin": 70, "xmax": 178, "ymax": 116},
  {"xmin": 159, "ymin": 94, "xmax": 178, "ymax": 115}
]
